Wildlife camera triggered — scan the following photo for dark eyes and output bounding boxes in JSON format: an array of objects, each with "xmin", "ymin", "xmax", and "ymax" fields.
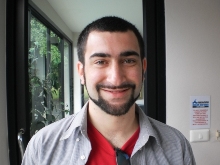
[
  {"xmin": 123, "ymin": 59, "xmax": 136, "ymax": 64},
  {"xmin": 95, "ymin": 60, "xmax": 106, "ymax": 65},
  {"xmin": 94, "ymin": 58, "xmax": 137, "ymax": 68}
]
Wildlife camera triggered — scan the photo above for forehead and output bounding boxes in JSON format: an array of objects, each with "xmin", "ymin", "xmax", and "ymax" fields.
[{"xmin": 85, "ymin": 30, "xmax": 140, "ymax": 56}]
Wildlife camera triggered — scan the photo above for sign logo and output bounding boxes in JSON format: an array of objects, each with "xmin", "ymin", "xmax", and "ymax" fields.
[{"xmin": 192, "ymin": 100, "xmax": 209, "ymax": 108}]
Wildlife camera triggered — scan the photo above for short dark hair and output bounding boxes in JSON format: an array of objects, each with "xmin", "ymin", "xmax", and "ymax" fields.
[{"xmin": 77, "ymin": 16, "xmax": 145, "ymax": 63}]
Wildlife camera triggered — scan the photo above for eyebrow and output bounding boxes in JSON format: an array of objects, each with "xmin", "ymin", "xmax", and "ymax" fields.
[
  {"xmin": 120, "ymin": 50, "xmax": 140, "ymax": 57},
  {"xmin": 89, "ymin": 51, "xmax": 139, "ymax": 59},
  {"xmin": 89, "ymin": 53, "xmax": 110, "ymax": 59}
]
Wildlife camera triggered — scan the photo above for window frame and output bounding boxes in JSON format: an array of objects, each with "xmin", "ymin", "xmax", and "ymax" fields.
[{"xmin": 6, "ymin": 0, "xmax": 73, "ymax": 164}]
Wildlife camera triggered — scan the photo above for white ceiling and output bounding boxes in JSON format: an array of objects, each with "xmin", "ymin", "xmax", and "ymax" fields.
[{"xmin": 46, "ymin": 0, "xmax": 143, "ymax": 34}]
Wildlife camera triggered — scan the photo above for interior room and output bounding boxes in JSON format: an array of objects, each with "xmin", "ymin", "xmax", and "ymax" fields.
[{"xmin": 1, "ymin": 0, "xmax": 220, "ymax": 164}]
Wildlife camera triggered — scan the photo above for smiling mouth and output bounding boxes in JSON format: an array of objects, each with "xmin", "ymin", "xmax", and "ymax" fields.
[
  {"xmin": 101, "ymin": 88, "xmax": 130, "ymax": 93},
  {"xmin": 100, "ymin": 88, "xmax": 132, "ymax": 99},
  {"xmin": 96, "ymin": 83, "xmax": 135, "ymax": 98},
  {"xmin": 96, "ymin": 82, "xmax": 135, "ymax": 91}
]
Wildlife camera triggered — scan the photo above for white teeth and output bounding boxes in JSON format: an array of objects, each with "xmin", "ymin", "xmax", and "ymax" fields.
[{"xmin": 102, "ymin": 88, "xmax": 129, "ymax": 92}]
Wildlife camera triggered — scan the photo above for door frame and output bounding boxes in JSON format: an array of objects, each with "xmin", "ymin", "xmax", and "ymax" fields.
[
  {"xmin": 6, "ymin": 0, "xmax": 29, "ymax": 164},
  {"xmin": 143, "ymin": 0, "xmax": 166, "ymax": 123}
]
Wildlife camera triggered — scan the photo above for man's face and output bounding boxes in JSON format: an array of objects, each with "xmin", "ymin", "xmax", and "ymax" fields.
[{"xmin": 78, "ymin": 30, "xmax": 147, "ymax": 116}]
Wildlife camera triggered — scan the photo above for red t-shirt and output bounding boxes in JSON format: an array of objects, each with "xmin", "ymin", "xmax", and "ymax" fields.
[{"xmin": 86, "ymin": 120, "xmax": 140, "ymax": 165}]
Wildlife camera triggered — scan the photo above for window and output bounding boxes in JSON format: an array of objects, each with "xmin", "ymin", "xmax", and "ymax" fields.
[{"xmin": 28, "ymin": 10, "xmax": 73, "ymax": 137}]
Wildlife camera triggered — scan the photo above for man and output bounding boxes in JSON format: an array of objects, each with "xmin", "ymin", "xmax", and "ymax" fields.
[{"xmin": 22, "ymin": 16, "xmax": 196, "ymax": 165}]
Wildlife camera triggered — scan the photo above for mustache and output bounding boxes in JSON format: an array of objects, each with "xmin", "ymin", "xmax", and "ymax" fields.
[{"xmin": 96, "ymin": 82, "xmax": 135, "ymax": 91}]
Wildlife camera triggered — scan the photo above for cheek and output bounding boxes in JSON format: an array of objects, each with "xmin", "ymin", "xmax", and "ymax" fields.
[
  {"xmin": 126, "ymin": 69, "xmax": 143, "ymax": 83},
  {"xmin": 84, "ymin": 68, "xmax": 103, "ymax": 92},
  {"xmin": 84, "ymin": 69, "xmax": 103, "ymax": 83}
]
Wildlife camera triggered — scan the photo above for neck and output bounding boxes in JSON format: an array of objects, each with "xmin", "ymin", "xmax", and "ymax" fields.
[{"xmin": 88, "ymin": 100, "xmax": 139, "ymax": 148}]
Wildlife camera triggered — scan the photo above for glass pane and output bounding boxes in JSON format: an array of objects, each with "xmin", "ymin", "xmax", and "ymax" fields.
[
  {"xmin": 29, "ymin": 16, "xmax": 47, "ymax": 136},
  {"xmin": 28, "ymin": 16, "xmax": 71, "ymax": 137},
  {"xmin": 49, "ymin": 31, "xmax": 63, "ymax": 121},
  {"xmin": 63, "ymin": 41, "xmax": 70, "ymax": 116}
]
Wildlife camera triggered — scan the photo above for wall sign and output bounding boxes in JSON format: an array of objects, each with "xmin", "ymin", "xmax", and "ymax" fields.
[{"xmin": 190, "ymin": 96, "xmax": 210, "ymax": 129}]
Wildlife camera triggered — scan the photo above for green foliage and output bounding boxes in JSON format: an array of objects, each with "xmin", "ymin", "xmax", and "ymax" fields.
[{"xmin": 29, "ymin": 16, "xmax": 69, "ymax": 136}]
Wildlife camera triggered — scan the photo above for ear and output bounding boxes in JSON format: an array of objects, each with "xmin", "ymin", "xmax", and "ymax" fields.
[
  {"xmin": 77, "ymin": 61, "xmax": 85, "ymax": 85},
  {"xmin": 142, "ymin": 58, "xmax": 147, "ymax": 74}
]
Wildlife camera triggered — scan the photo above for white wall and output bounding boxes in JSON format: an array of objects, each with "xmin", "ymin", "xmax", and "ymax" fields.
[
  {"xmin": 165, "ymin": 0, "xmax": 220, "ymax": 164},
  {"xmin": 0, "ymin": 0, "xmax": 9, "ymax": 164}
]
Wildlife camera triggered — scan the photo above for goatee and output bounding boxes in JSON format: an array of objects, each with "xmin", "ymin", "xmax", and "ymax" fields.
[{"xmin": 88, "ymin": 82, "xmax": 140, "ymax": 116}]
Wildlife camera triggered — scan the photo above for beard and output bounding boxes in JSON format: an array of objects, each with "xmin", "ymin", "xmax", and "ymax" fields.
[{"xmin": 84, "ymin": 78, "xmax": 140, "ymax": 116}]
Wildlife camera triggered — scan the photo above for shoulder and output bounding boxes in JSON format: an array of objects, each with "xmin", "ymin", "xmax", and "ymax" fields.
[
  {"xmin": 137, "ymin": 106, "xmax": 187, "ymax": 144},
  {"xmin": 148, "ymin": 117, "xmax": 186, "ymax": 142},
  {"xmin": 22, "ymin": 113, "xmax": 79, "ymax": 164},
  {"xmin": 34, "ymin": 114, "xmax": 76, "ymax": 140},
  {"xmin": 27, "ymin": 115, "xmax": 73, "ymax": 148},
  {"xmin": 28, "ymin": 113, "xmax": 79, "ymax": 152},
  {"xmin": 27, "ymin": 103, "xmax": 88, "ymax": 148},
  {"xmin": 147, "ymin": 117, "xmax": 195, "ymax": 164}
]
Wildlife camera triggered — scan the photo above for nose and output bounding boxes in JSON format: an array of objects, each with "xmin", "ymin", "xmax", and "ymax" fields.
[{"xmin": 106, "ymin": 62, "xmax": 125, "ymax": 86}]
